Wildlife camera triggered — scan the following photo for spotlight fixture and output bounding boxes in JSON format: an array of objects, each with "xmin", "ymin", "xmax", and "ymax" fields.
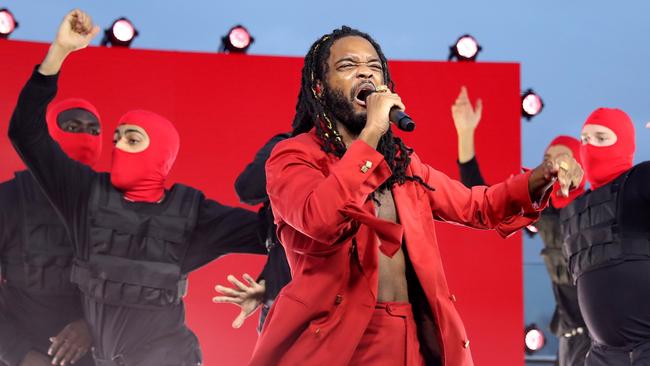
[
  {"xmin": 220, "ymin": 25, "xmax": 254, "ymax": 53},
  {"xmin": 0, "ymin": 8, "xmax": 18, "ymax": 39},
  {"xmin": 448, "ymin": 34, "xmax": 481, "ymax": 62},
  {"xmin": 521, "ymin": 89, "xmax": 544, "ymax": 120},
  {"xmin": 101, "ymin": 17, "xmax": 138, "ymax": 47},
  {"xmin": 524, "ymin": 324, "xmax": 546, "ymax": 354}
]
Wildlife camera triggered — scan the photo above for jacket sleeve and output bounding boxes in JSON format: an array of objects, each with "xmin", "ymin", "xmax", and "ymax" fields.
[
  {"xmin": 416, "ymin": 154, "xmax": 546, "ymax": 238},
  {"xmin": 266, "ymin": 138, "xmax": 392, "ymax": 245}
]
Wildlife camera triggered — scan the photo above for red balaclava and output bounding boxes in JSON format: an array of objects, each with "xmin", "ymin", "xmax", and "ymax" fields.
[
  {"xmin": 546, "ymin": 135, "xmax": 586, "ymax": 209},
  {"xmin": 110, "ymin": 110, "xmax": 180, "ymax": 203},
  {"xmin": 46, "ymin": 98, "xmax": 102, "ymax": 166},
  {"xmin": 580, "ymin": 108, "xmax": 635, "ymax": 190}
]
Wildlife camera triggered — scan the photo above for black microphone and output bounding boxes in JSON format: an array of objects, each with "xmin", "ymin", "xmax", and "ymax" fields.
[{"xmin": 359, "ymin": 90, "xmax": 416, "ymax": 132}]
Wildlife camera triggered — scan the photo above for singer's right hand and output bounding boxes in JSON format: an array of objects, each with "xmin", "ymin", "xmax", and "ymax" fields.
[{"xmin": 359, "ymin": 87, "xmax": 405, "ymax": 148}]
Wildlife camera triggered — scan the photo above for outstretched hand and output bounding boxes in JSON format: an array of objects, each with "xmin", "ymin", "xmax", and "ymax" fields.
[
  {"xmin": 552, "ymin": 154, "xmax": 584, "ymax": 197},
  {"xmin": 213, "ymin": 274, "xmax": 266, "ymax": 329},
  {"xmin": 529, "ymin": 154, "xmax": 584, "ymax": 200},
  {"xmin": 452, "ymin": 86, "xmax": 483, "ymax": 135}
]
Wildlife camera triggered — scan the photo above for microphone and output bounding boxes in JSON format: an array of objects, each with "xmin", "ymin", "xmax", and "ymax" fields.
[{"xmin": 359, "ymin": 90, "xmax": 416, "ymax": 132}]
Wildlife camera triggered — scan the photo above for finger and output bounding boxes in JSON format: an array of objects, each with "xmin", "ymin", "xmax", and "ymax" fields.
[
  {"xmin": 573, "ymin": 167, "xmax": 584, "ymax": 187},
  {"xmin": 81, "ymin": 14, "xmax": 93, "ymax": 35},
  {"xmin": 459, "ymin": 86, "xmax": 467, "ymax": 99},
  {"xmin": 232, "ymin": 310, "xmax": 247, "ymax": 329},
  {"xmin": 388, "ymin": 94, "xmax": 406, "ymax": 112},
  {"xmin": 58, "ymin": 343, "xmax": 81, "ymax": 366},
  {"xmin": 215, "ymin": 285, "xmax": 243, "ymax": 297},
  {"xmin": 454, "ymin": 98, "xmax": 468, "ymax": 108},
  {"xmin": 49, "ymin": 331, "xmax": 68, "ymax": 356},
  {"xmin": 88, "ymin": 25, "xmax": 101, "ymax": 40},
  {"xmin": 69, "ymin": 9, "xmax": 81, "ymax": 20},
  {"xmin": 558, "ymin": 171, "xmax": 570, "ymax": 197},
  {"xmin": 242, "ymin": 273, "xmax": 258, "ymax": 287},
  {"xmin": 475, "ymin": 98, "xmax": 483, "ymax": 117},
  {"xmin": 227, "ymin": 275, "xmax": 250, "ymax": 292},
  {"xmin": 70, "ymin": 347, "xmax": 88, "ymax": 365},
  {"xmin": 83, "ymin": 13, "xmax": 93, "ymax": 30},
  {"xmin": 212, "ymin": 296, "xmax": 243, "ymax": 304},
  {"xmin": 545, "ymin": 160, "xmax": 558, "ymax": 181},
  {"xmin": 53, "ymin": 339, "xmax": 73, "ymax": 365}
]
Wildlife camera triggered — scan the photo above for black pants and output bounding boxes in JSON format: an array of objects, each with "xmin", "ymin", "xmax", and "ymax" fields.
[
  {"xmin": 586, "ymin": 341, "xmax": 650, "ymax": 366},
  {"xmin": 91, "ymin": 334, "xmax": 201, "ymax": 366},
  {"xmin": 559, "ymin": 332, "xmax": 590, "ymax": 366}
]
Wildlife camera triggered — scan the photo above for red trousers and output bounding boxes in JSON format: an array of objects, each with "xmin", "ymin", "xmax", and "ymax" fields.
[{"xmin": 349, "ymin": 302, "xmax": 425, "ymax": 366}]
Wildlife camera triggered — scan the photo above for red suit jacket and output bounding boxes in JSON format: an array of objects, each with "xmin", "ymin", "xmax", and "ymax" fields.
[{"xmin": 250, "ymin": 132, "xmax": 544, "ymax": 366}]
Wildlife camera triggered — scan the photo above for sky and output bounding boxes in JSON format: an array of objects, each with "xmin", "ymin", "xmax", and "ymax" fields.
[{"xmin": 3, "ymin": 0, "xmax": 648, "ymax": 169}]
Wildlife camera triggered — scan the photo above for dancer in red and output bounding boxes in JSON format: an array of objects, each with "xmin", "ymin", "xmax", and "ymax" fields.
[{"xmin": 249, "ymin": 26, "xmax": 583, "ymax": 366}]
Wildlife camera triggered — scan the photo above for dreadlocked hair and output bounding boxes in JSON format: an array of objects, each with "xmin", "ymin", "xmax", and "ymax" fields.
[{"xmin": 291, "ymin": 26, "xmax": 434, "ymax": 196}]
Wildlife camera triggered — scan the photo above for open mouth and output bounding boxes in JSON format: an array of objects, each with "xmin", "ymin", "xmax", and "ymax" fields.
[{"xmin": 354, "ymin": 83, "xmax": 376, "ymax": 106}]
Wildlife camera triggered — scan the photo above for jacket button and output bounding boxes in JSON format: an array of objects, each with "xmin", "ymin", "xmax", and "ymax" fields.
[
  {"xmin": 315, "ymin": 328, "xmax": 321, "ymax": 336},
  {"xmin": 463, "ymin": 340, "xmax": 470, "ymax": 349},
  {"xmin": 335, "ymin": 295, "xmax": 343, "ymax": 305},
  {"xmin": 450, "ymin": 294, "xmax": 457, "ymax": 302},
  {"xmin": 360, "ymin": 160, "xmax": 372, "ymax": 173}
]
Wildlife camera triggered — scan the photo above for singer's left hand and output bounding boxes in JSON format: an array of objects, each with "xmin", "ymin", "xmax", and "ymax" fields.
[{"xmin": 528, "ymin": 155, "xmax": 583, "ymax": 201}]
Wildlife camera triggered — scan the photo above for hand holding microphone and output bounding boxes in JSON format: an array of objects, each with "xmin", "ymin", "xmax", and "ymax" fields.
[{"xmin": 359, "ymin": 85, "xmax": 416, "ymax": 133}]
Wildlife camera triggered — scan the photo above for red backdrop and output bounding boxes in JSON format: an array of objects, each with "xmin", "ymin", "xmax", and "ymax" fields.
[{"xmin": 0, "ymin": 40, "xmax": 523, "ymax": 366}]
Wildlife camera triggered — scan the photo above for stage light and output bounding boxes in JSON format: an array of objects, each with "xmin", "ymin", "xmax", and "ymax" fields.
[
  {"xmin": 0, "ymin": 8, "xmax": 18, "ymax": 39},
  {"xmin": 220, "ymin": 25, "xmax": 254, "ymax": 53},
  {"xmin": 521, "ymin": 89, "xmax": 544, "ymax": 120},
  {"xmin": 525, "ymin": 225, "xmax": 538, "ymax": 234},
  {"xmin": 524, "ymin": 324, "xmax": 546, "ymax": 354},
  {"xmin": 448, "ymin": 34, "xmax": 481, "ymax": 62},
  {"xmin": 101, "ymin": 17, "xmax": 138, "ymax": 47}
]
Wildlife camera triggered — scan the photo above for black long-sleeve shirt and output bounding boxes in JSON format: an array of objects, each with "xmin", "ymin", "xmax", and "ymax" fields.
[
  {"xmin": 234, "ymin": 133, "xmax": 292, "ymax": 329},
  {"xmin": 235, "ymin": 133, "xmax": 290, "ymax": 206},
  {"xmin": 458, "ymin": 157, "xmax": 486, "ymax": 187},
  {"xmin": 8, "ymin": 68, "xmax": 266, "ymax": 359},
  {"xmin": 0, "ymin": 176, "xmax": 94, "ymax": 366}
]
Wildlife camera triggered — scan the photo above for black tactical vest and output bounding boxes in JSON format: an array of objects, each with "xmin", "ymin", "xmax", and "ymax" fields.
[
  {"xmin": 1, "ymin": 171, "xmax": 77, "ymax": 294},
  {"xmin": 71, "ymin": 173, "xmax": 201, "ymax": 309},
  {"xmin": 537, "ymin": 206, "xmax": 572, "ymax": 286},
  {"xmin": 561, "ymin": 168, "xmax": 650, "ymax": 282}
]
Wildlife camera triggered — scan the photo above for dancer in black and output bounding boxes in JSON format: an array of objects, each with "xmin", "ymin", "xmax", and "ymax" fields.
[
  {"xmin": 451, "ymin": 87, "xmax": 591, "ymax": 365},
  {"xmin": 8, "ymin": 10, "xmax": 266, "ymax": 365},
  {"xmin": 561, "ymin": 108, "xmax": 650, "ymax": 366},
  {"xmin": 1, "ymin": 98, "xmax": 99, "ymax": 366}
]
